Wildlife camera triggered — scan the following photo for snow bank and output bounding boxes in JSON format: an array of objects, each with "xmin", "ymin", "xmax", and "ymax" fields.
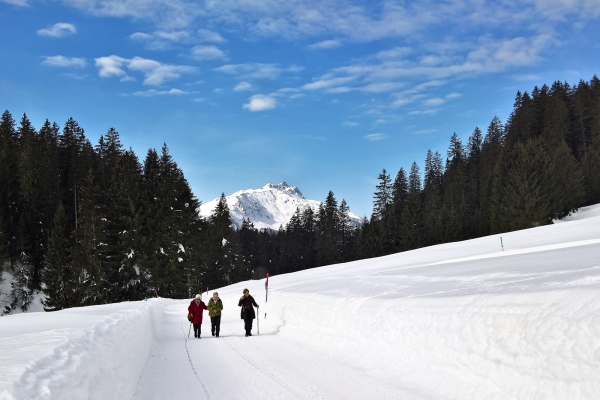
[
  {"xmin": 0, "ymin": 299, "xmax": 164, "ymax": 400},
  {"xmin": 263, "ymin": 289, "xmax": 600, "ymax": 399}
]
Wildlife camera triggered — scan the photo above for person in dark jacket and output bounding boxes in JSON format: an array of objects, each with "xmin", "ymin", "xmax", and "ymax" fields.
[
  {"xmin": 238, "ymin": 288, "xmax": 259, "ymax": 337},
  {"xmin": 207, "ymin": 292, "xmax": 223, "ymax": 337},
  {"xmin": 188, "ymin": 294, "xmax": 207, "ymax": 338}
]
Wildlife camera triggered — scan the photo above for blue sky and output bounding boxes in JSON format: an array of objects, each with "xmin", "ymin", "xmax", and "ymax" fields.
[{"xmin": 1, "ymin": 0, "xmax": 599, "ymax": 217}]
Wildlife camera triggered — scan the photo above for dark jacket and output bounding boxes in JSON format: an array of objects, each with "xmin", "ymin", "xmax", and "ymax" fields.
[
  {"xmin": 188, "ymin": 300, "xmax": 207, "ymax": 324},
  {"xmin": 238, "ymin": 295, "xmax": 258, "ymax": 320}
]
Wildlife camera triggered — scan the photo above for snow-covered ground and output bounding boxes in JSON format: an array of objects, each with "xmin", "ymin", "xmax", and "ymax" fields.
[{"xmin": 1, "ymin": 205, "xmax": 600, "ymax": 399}]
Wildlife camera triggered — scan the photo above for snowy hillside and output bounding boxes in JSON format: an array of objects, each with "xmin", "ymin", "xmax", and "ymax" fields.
[
  {"xmin": 198, "ymin": 182, "xmax": 362, "ymax": 230},
  {"xmin": 1, "ymin": 204, "xmax": 600, "ymax": 399}
]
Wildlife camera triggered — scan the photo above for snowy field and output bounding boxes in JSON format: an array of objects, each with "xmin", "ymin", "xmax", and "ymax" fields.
[{"xmin": 1, "ymin": 205, "xmax": 600, "ymax": 399}]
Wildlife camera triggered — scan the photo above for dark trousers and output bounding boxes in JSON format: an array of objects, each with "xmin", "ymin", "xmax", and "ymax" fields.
[
  {"xmin": 244, "ymin": 317, "xmax": 253, "ymax": 334},
  {"xmin": 211, "ymin": 316, "xmax": 221, "ymax": 336},
  {"xmin": 193, "ymin": 324, "xmax": 201, "ymax": 337}
]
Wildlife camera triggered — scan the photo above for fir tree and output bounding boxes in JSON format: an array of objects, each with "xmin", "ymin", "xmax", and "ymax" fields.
[
  {"xmin": 373, "ymin": 169, "xmax": 392, "ymax": 220},
  {"xmin": 43, "ymin": 202, "xmax": 72, "ymax": 311},
  {"xmin": 70, "ymin": 169, "xmax": 109, "ymax": 306}
]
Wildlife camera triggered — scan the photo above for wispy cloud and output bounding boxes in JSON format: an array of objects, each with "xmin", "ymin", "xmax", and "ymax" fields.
[
  {"xmin": 191, "ymin": 45, "xmax": 225, "ymax": 59},
  {"xmin": 133, "ymin": 88, "xmax": 189, "ymax": 96},
  {"xmin": 38, "ymin": 23, "xmax": 76, "ymax": 37},
  {"xmin": 42, "ymin": 56, "xmax": 86, "ymax": 68},
  {"xmin": 197, "ymin": 29, "xmax": 226, "ymax": 43},
  {"xmin": 308, "ymin": 39, "xmax": 342, "ymax": 50},
  {"xmin": 445, "ymin": 92, "xmax": 462, "ymax": 99},
  {"xmin": 512, "ymin": 74, "xmax": 541, "ymax": 81},
  {"xmin": 243, "ymin": 94, "xmax": 276, "ymax": 112},
  {"xmin": 1, "ymin": 0, "xmax": 29, "ymax": 6},
  {"xmin": 364, "ymin": 133, "xmax": 386, "ymax": 141},
  {"xmin": 95, "ymin": 55, "xmax": 195, "ymax": 85},
  {"xmin": 342, "ymin": 121, "xmax": 359, "ymax": 127},
  {"xmin": 423, "ymin": 98, "xmax": 445, "ymax": 107},
  {"xmin": 234, "ymin": 81, "xmax": 253, "ymax": 92},
  {"xmin": 303, "ymin": 76, "xmax": 355, "ymax": 91},
  {"xmin": 216, "ymin": 63, "xmax": 302, "ymax": 79}
]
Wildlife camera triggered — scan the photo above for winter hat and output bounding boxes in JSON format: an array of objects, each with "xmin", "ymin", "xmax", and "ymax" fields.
[{"xmin": 195, "ymin": 294, "xmax": 201, "ymax": 299}]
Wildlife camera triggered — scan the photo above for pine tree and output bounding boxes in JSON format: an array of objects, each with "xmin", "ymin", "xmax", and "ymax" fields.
[
  {"xmin": 422, "ymin": 151, "xmax": 443, "ymax": 245},
  {"xmin": 10, "ymin": 252, "xmax": 35, "ymax": 312},
  {"xmin": 43, "ymin": 202, "xmax": 72, "ymax": 311},
  {"xmin": 70, "ymin": 169, "xmax": 109, "ymax": 306},
  {"xmin": 373, "ymin": 169, "xmax": 392, "ymax": 220},
  {"xmin": 479, "ymin": 116, "xmax": 505, "ymax": 235},
  {"xmin": 316, "ymin": 191, "xmax": 340, "ymax": 266},
  {"xmin": 338, "ymin": 199, "xmax": 355, "ymax": 262},
  {"xmin": 0, "ymin": 111, "xmax": 19, "ymax": 267},
  {"xmin": 399, "ymin": 162, "xmax": 424, "ymax": 250}
]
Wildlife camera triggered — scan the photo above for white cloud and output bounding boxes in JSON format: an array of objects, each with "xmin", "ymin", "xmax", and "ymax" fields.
[
  {"xmin": 359, "ymin": 82, "xmax": 405, "ymax": 93},
  {"xmin": 130, "ymin": 30, "xmax": 192, "ymax": 49},
  {"xmin": 234, "ymin": 82, "xmax": 253, "ymax": 92},
  {"xmin": 42, "ymin": 56, "xmax": 86, "ymax": 68},
  {"xmin": 327, "ymin": 86, "xmax": 352, "ymax": 93},
  {"xmin": 216, "ymin": 63, "xmax": 300, "ymax": 79},
  {"xmin": 408, "ymin": 109, "xmax": 439, "ymax": 115},
  {"xmin": 243, "ymin": 94, "xmax": 276, "ymax": 111},
  {"xmin": 38, "ymin": 23, "xmax": 77, "ymax": 37},
  {"xmin": 95, "ymin": 55, "xmax": 195, "ymax": 85},
  {"xmin": 512, "ymin": 74, "xmax": 541, "ymax": 81},
  {"xmin": 376, "ymin": 47, "xmax": 411, "ymax": 60},
  {"xmin": 289, "ymin": 93, "xmax": 304, "ymax": 99},
  {"xmin": 53, "ymin": 0, "xmax": 600, "ymax": 43},
  {"xmin": 192, "ymin": 45, "xmax": 225, "ymax": 59},
  {"xmin": 133, "ymin": 88, "xmax": 189, "ymax": 96},
  {"xmin": 198, "ymin": 29, "xmax": 226, "ymax": 43},
  {"xmin": 342, "ymin": 121, "xmax": 359, "ymax": 127},
  {"xmin": 445, "ymin": 92, "xmax": 462, "ymax": 99},
  {"xmin": 423, "ymin": 98, "xmax": 445, "ymax": 107},
  {"xmin": 308, "ymin": 39, "xmax": 342, "ymax": 50},
  {"xmin": 1, "ymin": 0, "xmax": 28, "ymax": 6},
  {"xmin": 303, "ymin": 76, "xmax": 355, "ymax": 90},
  {"xmin": 364, "ymin": 133, "xmax": 386, "ymax": 141}
]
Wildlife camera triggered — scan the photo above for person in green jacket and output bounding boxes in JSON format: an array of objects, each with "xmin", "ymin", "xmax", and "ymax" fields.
[{"xmin": 208, "ymin": 292, "xmax": 223, "ymax": 337}]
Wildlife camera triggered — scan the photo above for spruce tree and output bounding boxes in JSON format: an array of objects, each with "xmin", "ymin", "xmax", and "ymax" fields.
[
  {"xmin": 43, "ymin": 202, "xmax": 72, "ymax": 311},
  {"xmin": 373, "ymin": 169, "xmax": 392, "ymax": 220},
  {"xmin": 70, "ymin": 169, "xmax": 109, "ymax": 306}
]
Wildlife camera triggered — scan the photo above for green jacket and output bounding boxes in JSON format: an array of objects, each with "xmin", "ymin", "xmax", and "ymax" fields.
[{"xmin": 208, "ymin": 298, "xmax": 223, "ymax": 317}]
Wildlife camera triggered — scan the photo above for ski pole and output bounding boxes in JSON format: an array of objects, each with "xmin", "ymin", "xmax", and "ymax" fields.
[
  {"xmin": 188, "ymin": 321, "xmax": 192, "ymax": 338},
  {"xmin": 257, "ymin": 306, "xmax": 259, "ymax": 335}
]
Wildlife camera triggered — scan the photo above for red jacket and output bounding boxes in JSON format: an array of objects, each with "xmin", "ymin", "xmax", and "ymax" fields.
[{"xmin": 188, "ymin": 299, "xmax": 207, "ymax": 324}]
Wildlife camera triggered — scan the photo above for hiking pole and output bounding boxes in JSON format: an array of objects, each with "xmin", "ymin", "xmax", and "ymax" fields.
[{"xmin": 188, "ymin": 321, "xmax": 192, "ymax": 338}]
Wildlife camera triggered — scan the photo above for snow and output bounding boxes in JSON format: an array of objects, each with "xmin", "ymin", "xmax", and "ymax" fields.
[
  {"xmin": 1, "ymin": 204, "xmax": 600, "ymax": 399},
  {"xmin": 198, "ymin": 182, "xmax": 362, "ymax": 230}
]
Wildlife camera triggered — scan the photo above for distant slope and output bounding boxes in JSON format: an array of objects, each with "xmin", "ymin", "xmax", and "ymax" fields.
[{"xmin": 198, "ymin": 182, "xmax": 362, "ymax": 230}]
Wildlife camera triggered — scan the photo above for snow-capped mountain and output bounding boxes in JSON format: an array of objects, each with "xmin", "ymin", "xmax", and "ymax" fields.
[{"xmin": 198, "ymin": 182, "xmax": 362, "ymax": 230}]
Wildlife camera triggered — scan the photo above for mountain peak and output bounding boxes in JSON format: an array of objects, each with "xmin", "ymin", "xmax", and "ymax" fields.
[
  {"xmin": 262, "ymin": 182, "xmax": 304, "ymax": 198},
  {"xmin": 199, "ymin": 183, "xmax": 360, "ymax": 230}
]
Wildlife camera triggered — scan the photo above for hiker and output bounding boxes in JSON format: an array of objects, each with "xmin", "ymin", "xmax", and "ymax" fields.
[
  {"xmin": 188, "ymin": 294, "xmax": 207, "ymax": 338},
  {"xmin": 208, "ymin": 292, "xmax": 223, "ymax": 337},
  {"xmin": 238, "ymin": 288, "xmax": 259, "ymax": 337}
]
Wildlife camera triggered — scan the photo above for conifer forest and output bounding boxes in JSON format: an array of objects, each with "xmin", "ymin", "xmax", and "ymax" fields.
[{"xmin": 1, "ymin": 76, "xmax": 599, "ymax": 312}]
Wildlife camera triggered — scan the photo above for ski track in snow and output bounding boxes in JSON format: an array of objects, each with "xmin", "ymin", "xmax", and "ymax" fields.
[{"xmin": 1, "ymin": 204, "xmax": 600, "ymax": 399}]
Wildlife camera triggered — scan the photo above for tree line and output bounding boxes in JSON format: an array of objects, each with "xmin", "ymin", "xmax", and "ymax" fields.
[{"xmin": 1, "ymin": 75, "xmax": 599, "ymax": 312}]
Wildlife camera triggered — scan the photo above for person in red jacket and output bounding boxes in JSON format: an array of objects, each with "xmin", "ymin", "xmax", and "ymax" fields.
[{"xmin": 188, "ymin": 294, "xmax": 207, "ymax": 338}]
